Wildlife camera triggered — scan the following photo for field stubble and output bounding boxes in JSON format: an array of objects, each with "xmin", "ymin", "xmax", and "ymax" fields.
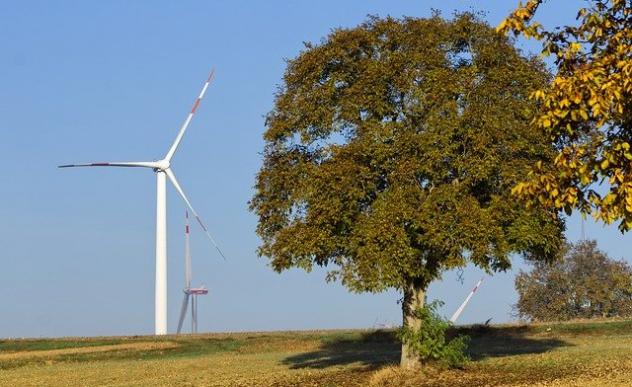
[{"xmin": 1, "ymin": 321, "xmax": 632, "ymax": 386}]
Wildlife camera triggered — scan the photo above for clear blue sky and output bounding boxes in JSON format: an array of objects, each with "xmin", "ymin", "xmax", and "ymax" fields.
[{"xmin": 1, "ymin": 0, "xmax": 627, "ymax": 338}]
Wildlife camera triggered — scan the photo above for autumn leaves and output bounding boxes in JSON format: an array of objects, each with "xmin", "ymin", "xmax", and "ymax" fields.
[{"xmin": 500, "ymin": 0, "xmax": 632, "ymax": 230}]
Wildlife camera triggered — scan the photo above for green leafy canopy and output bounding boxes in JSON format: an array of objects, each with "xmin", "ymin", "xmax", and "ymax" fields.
[
  {"xmin": 515, "ymin": 239, "xmax": 632, "ymax": 322},
  {"xmin": 250, "ymin": 13, "xmax": 565, "ymax": 293}
]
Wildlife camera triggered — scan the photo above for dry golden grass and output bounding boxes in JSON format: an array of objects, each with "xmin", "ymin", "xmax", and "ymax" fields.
[
  {"xmin": 0, "ymin": 341, "xmax": 178, "ymax": 361},
  {"xmin": 1, "ymin": 321, "xmax": 632, "ymax": 386}
]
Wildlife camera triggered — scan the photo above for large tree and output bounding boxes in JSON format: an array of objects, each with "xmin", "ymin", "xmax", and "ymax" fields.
[
  {"xmin": 516, "ymin": 239, "xmax": 632, "ymax": 321},
  {"xmin": 499, "ymin": 1, "xmax": 632, "ymax": 230},
  {"xmin": 250, "ymin": 14, "xmax": 564, "ymax": 368}
]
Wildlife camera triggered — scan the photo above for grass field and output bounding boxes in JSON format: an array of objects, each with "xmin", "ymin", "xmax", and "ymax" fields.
[{"xmin": 1, "ymin": 320, "xmax": 632, "ymax": 386}]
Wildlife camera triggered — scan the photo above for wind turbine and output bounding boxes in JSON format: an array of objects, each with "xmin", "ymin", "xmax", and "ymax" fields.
[
  {"xmin": 177, "ymin": 210, "xmax": 209, "ymax": 334},
  {"xmin": 449, "ymin": 277, "xmax": 484, "ymax": 324},
  {"xmin": 59, "ymin": 70, "xmax": 224, "ymax": 335}
]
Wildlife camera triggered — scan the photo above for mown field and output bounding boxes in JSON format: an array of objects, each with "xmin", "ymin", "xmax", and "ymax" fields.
[{"xmin": 1, "ymin": 320, "xmax": 632, "ymax": 386}]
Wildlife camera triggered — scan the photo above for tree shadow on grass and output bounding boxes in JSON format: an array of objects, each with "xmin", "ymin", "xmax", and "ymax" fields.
[
  {"xmin": 282, "ymin": 326, "xmax": 570, "ymax": 370},
  {"xmin": 282, "ymin": 330, "xmax": 400, "ymax": 370},
  {"xmin": 453, "ymin": 324, "xmax": 570, "ymax": 361}
]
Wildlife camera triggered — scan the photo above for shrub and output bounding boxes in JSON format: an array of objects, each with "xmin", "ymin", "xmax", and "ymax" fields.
[{"xmin": 397, "ymin": 301, "xmax": 469, "ymax": 368}]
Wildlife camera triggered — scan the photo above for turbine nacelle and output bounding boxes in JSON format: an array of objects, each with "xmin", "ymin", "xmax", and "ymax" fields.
[
  {"xmin": 154, "ymin": 159, "xmax": 171, "ymax": 171},
  {"xmin": 184, "ymin": 287, "xmax": 208, "ymax": 295}
]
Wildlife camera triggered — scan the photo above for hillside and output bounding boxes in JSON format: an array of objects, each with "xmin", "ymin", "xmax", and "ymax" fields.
[{"xmin": 1, "ymin": 320, "xmax": 632, "ymax": 386}]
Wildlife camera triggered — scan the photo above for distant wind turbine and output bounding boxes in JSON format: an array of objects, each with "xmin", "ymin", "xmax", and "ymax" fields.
[
  {"xmin": 449, "ymin": 277, "xmax": 484, "ymax": 324},
  {"xmin": 177, "ymin": 211, "xmax": 209, "ymax": 334},
  {"xmin": 59, "ymin": 70, "xmax": 224, "ymax": 335}
]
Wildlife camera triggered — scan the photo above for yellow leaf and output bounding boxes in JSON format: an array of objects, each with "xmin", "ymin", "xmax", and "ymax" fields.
[
  {"xmin": 542, "ymin": 118, "xmax": 551, "ymax": 128},
  {"xmin": 579, "ymin": 109, "xmax": 589, "ymax": 120},
  {"xmin": 614, "ymin": 90, "xmax": 622, "ymax": 99},
  {"xmin": 581, "ymin": 175, "xmax": 591, "ymax": 185},
  {"xmin": 496, "ymin": 20, "xmax": 508, "ymax": 32}
]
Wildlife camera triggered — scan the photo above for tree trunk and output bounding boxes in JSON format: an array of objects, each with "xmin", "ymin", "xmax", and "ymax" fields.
[{"xmin": 400, "ymin": 277, "xmax": 426, "ymax": 369}]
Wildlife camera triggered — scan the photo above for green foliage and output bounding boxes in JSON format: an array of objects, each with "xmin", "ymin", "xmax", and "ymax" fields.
[
  {"xmin": 515, "ymin": 239, "xmax": 632, "ymax": 322},
  {"xmin": 397, "ymin": 301, "xmax": 469, "ymax": 368},
  {"xmin": 250, "ymin": 13, "xmax": 564, "ymax": 295}
]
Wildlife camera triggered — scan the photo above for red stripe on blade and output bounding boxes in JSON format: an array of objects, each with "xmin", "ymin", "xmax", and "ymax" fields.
[{"xmin": 191, "ymin": 99, "xmax": 200, "ymax": 113}]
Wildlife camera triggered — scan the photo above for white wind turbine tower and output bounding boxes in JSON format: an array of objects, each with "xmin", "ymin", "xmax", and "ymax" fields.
[
  {"xmin": 177, "ymin": 210, "xmax": 208, "ymax": 334},
  {"xmin": 59, "ymin": 70, "xmax": 224, "ymax": 335}
]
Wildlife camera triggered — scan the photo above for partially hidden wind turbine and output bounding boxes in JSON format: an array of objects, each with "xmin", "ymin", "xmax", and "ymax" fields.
[
  {"xmin": 59, "ymin": 70, "xmax": 224, "ymax": 335},
  {"xmin": 449, "ymin": 277, "xmax": 484, "ymax": 324},
  {"xmin": 177, "ymin": 210, "xmax": 208, "ymax": 334}
]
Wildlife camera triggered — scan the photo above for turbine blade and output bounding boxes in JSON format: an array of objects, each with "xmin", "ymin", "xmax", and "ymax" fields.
[
  {"xmin": 185, "ymin": 210, "xmax": 192, "ymax": 288},
  {"xmin": 449, "ymin": 277, "xmax": 484, "ymax": 324},
  {"xmin": 164, "ymin": 69, "xmax": 215, "ymax": 162},
  {"xmin": 165, "ymin": 168, "xmax": 226, "ymax": 260},
  {"xmin": 58, "ymin": 161, "xmax": 158, "ymax": 169},
  {"xmin": 176, "ymin": 293, "xmax": 190, "ymax": 334}
]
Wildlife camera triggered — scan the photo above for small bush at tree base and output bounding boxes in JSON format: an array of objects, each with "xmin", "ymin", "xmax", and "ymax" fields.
[{"xmin": 397, "ymin": 301, "xmax": 469, "ymax": 369}]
